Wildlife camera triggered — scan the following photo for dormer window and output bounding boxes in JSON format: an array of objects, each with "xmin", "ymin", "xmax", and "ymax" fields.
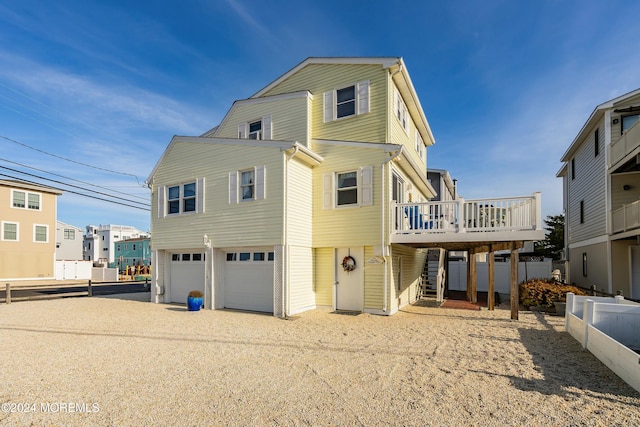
[
  {"xmin": 248, "ymin": 120, "xmax": 262, "ymax": 139},
  {"xmin": 238, "ymin": 116, "xmax": 272, "ymax": 140}
]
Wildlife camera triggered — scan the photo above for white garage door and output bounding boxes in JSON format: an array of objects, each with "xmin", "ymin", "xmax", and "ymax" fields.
[
  {"xmin": 169, "ymin": 252, "xmax": 205, "ymax": 304},
  {"xmin": 224, "ymin": 250, "xmax": 274, "ymax": 313}
]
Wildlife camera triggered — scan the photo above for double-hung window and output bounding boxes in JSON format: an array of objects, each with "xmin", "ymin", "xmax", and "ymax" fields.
[
  {"xmin": 159, "ymin": 179, "xmax": 204, "ymax": 217},
  {"xmin": 168, "ymin": 182, "xmax": 195, "ymax": 214},
  {"xmin": 229, "ymin": 166, "xmax": 265, "ymax": 203},
  {"xmin": 34, "ymin": 224, "xmax": 48, "ymax": 243},
  {"xmin": 336, "ymin": 86, "xmax": 356, "ymax": 118},
  {"xmin": 395, "ymin": 89, "xmax": 409, "ymax": 133},
  {"xmin": 12, "ymin": 190, "xmax": 41, "ymax": 210},
  {"xmin": 415, "ymin": 132, "xmax": 424, "ymax": 160},
  {"xmin": 323, "ymin": 166, "xmax": 373, "ymax": 209},
  {"xmin": 64, "ymin": 229, "xmax": 75, "ymax": 240},
  {"xmin": 2, "ymin": 222, "xmax": 18, "ymax": 241},
  {"xmin": 240, "ymin": 170, "xmax": 255, "ymax": 201},
  {"xmin": 337, "ymin": 171, "xmax": 358, "ymax": 206},
  {"xmin": 323, "ymin": 81, "xmax": 370, "ymax": 122}
]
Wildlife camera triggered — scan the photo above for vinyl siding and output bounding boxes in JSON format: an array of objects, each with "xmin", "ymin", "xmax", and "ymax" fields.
[
  {"xmin": 215, "ymin": 96, "xmax": 309, "ymax": 145},
  {"xmin": 567, "ymin": 121, "xmax": 607, "ymax": 243},
  {"xmin": 314, "ymin": 247, "xmax": 334, "ymax": 306},
  {"xmin": 390, "ymin": 85, "xmax": 426, "ymax": 173},
  {"xmin": 262, "ymin": 64, "xmax": 387, "ymax": 143},
  {"xmin": 151, "ymin": 141, "xmax": 284, "ymax": 249},
  {"xmin": 286, "ymin": 159, "xmax": 313, "ymax": 247},
  {"xmin": 363, "ymin": 245, "xmax": 385, "ymax": 309},
  {"xmin": 611, "ymin": 240, "xmax": 634, "ymax": 297},
  {"xmin": 390, "ymin": 244, "xmax": 427, "ymax": 311},
  {"xmin": 288, "ymin": 245, "xmax": 315, "ymax": 314},
  {"xmin": 312, "ymin": 144, "xmax": 386, "ymax": 248},
  {"xmin": 568, "ymin": 242, "xmax": 608, "ymax": 291}
]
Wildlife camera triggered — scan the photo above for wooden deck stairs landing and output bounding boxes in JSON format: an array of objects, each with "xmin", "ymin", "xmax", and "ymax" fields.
[{"xmin": 418, "ymin": 248, "xmax": 445, "ymax": 302}]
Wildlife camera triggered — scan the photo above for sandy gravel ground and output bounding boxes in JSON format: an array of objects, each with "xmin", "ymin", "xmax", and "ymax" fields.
[{"xmin": 0, "ymin": 294, "xmax": 639, "ymax": 426}]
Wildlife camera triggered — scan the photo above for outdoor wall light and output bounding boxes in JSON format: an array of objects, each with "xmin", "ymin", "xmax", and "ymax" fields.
[
  {"xmin": 613, "ymin": 118, "xmax": 619, "ymax": 124},
  {"xmin": 623, "ymin": 184, "xmax": 631, "ymax": 191}
]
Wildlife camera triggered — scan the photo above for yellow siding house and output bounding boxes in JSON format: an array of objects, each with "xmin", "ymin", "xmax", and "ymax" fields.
[{"xmin": 147, "ymin": 57, "xmax": 544, "ymax": 316}]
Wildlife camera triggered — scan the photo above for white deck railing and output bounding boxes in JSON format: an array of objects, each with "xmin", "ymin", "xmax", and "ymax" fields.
[
  {"xmin": 611, "ymin": 199, "xmax": 640, "ymax": 234},
  {"xmin": 610, "ymin": 119, "xmax": 640, "ymax": 169},
  {"xmin": 393, "ymin": 193, "xmax": 542, "ymax": 235}
]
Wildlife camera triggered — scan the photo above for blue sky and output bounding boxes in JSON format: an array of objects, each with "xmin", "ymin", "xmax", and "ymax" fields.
[{"xmin": 1, "ymin": 1, "xmax": 639, "ymax": 233}]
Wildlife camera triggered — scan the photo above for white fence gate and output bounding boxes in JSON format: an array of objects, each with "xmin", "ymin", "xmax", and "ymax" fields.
[{"xmin": 447, "ymin": 259, "xmax": 552, "ymax": 295}]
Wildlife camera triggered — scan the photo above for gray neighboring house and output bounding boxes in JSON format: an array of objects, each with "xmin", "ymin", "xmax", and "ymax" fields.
[
  {"xmin": 55, "ymin": 221, "xmax": 83, "ymax": 260},
  {"xmin": 558, "ymin": 88, "xmax": 640, "ymax": 299}
]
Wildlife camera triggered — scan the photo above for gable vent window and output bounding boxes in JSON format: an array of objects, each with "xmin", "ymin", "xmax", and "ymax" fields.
[
  {"xmin": 324, "ymin": 80, "xmax": 370, "ymax": 122},
  {"xmin": 238, "ymin": 116, "xmax": 272, "ymax": 140}
]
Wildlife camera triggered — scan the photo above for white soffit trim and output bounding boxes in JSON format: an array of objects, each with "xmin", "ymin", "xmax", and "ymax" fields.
[{"xmin": 567, "ymin": 235, "xmax": 608, "ymax": 249}]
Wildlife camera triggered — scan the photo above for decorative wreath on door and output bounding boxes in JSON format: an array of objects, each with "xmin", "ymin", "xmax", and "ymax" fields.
[{"xmin": 342, "ymin": 255, "xmax": 356, "ymax": 272}]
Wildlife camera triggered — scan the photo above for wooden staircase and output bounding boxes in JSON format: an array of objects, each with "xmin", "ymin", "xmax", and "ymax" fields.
[{"xmin": 418, "ymin": 248, "xmax": 445, "ymax": 302}]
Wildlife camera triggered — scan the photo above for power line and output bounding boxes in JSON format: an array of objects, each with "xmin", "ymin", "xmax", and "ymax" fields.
[
  {"xmin": 0, "ymin": 134, "xmax": 145, "ymax": 185},
  {"xmin": 0, "ymin": 165, "xmax": 149, "ymax": 208},
  {"xmin": 0, "ymin": 173, "xmax": 150, "ymax": 211},
  {"xmin": 0, "ymin": 157, "xmax": 149, "ymax": 202}
]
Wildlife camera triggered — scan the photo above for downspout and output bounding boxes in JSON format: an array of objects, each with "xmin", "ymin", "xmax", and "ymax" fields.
[
  {"xmin": 382, "ymin": 146, "xmax": 403, "ymax": 313},
  {"xmin": 281, "ymin": 145, "xmax": 299, "ymax": 317}
]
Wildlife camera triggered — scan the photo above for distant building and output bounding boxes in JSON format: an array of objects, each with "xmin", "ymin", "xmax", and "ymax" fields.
[
  {"xmin": 0, "ymin": 179, "xmax": 63, "ymax": 280},
  {"xmin": 55, "ymin": 221, "xmax": 83, "ymax": 260},
  {"xmin": 114, "ymin": 237, "xmax": 151, "ymax": 269},
  {"xmin": 83, "ymin": 224, "xmax": 149, "ymax": 265}
]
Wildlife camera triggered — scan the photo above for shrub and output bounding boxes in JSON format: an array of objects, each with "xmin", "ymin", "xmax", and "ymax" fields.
[
  {"xmin": 519, "ymin": 278, "xmax": 585, "ymax": 308},
  {"xmin": 188, "ymin": 290, "xmax": 204, "ymax": 298}
]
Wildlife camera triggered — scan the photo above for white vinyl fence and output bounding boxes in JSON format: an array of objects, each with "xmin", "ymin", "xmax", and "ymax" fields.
[
  {"xmin": 55, "ymin": 261, "xmax": 93, "ymax": 280},
  {"xmin": 565, "ymin": 293, "xmax": 640, "ymax": 394},
  {"xmin": 55, "ymin": 261, "xmax": 119, "ymax": 282},
  {"xmin": 447, "ymin": 259, "xmax": 552, "ymax": 295}
]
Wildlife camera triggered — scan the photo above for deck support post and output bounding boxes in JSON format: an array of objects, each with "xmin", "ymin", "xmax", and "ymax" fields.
[
  {"xmin": 488, "ymin": 247, "xmax": 495, "ymax": 310},
  {"xmin": 469, "ymin": 251, "xmax": 477, "ymax": 303},
  {"xmin": 510, "ymin": 243, "xmax": 519, "ymax": 320}
]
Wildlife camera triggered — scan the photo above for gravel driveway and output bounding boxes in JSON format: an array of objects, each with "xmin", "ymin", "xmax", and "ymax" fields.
[{"xmin": 1, "ymin": 294, "xmax": 639, "ymax": 426}]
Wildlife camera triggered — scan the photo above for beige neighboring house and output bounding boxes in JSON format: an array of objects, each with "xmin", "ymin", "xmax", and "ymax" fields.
[
  {"xmin": 0, "ymin": 180, "xmax": 63, "ymax": 281},
  {"xmin": 147, "ymin": 57, "xmax": 544, "ymax": 316},
  {"xmin": 558, "ymin": 88, "xmax": 640, "ymax": 299}
]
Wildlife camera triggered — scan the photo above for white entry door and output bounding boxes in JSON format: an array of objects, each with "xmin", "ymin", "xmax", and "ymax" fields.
[
  {"xmin": 630, "ymin": 246, "xmax": 640, "ymax": 300},
  {"xmin": 335, "ymin": 247, "xmax": 364, "ymax": 311}
]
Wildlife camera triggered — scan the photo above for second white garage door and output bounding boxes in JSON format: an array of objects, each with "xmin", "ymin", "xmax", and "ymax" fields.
[{"xmin": 224, "ymin": 250, "xmax": 274, "ymax": 313}]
